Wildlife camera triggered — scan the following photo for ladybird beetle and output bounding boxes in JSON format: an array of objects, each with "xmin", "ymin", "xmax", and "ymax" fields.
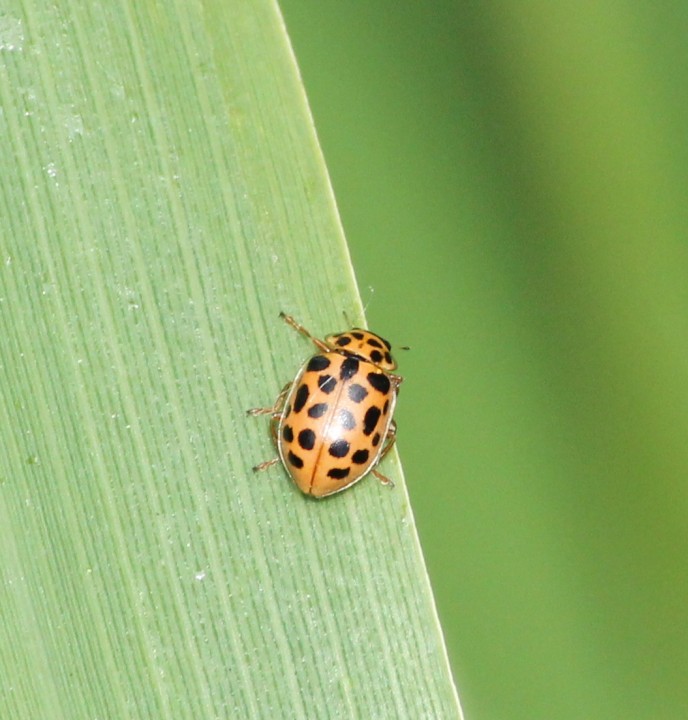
[{"xmin": 248, "ymin": 312, "xmax": 403, "ymax": 498}]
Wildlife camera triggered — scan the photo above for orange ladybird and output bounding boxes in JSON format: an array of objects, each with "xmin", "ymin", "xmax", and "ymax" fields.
[{"xmin": 248, "ymin": 313, "xmax": 403, "ymax": 498}]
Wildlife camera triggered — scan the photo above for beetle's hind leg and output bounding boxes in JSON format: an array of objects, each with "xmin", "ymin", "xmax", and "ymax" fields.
[
  {"xmin": 248, "ymin": 384, "xmax": 291, "ymax": 472},
  {"xmin": 371, "ymin": 421, "xmax": 397, "ymax": 488}
]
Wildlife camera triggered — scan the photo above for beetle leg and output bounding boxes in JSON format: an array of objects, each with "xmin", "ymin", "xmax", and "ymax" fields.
[
  {"xmin": 252, "ymin": 457, "xmax": 280, "ymax": 473},
  {"xmin": 251, "ymin": 415, "xmax": 282, "ymax": 473},
  {"xmin": 371, "ymin": 421, "xmax": 397, "ymax": 488},
  {"xmin": 246, "ymin": 382, "xmax": 292, "ymax": 416},
  {"xmin": 280, "ymin": 312, "xmax": 330, "ymax": 352},
  {"xmin": 249, "ymin": 384, "xmax": 290, "ymax": 473},
  {"xmin": 252, "ymin": 414, "xmax": 283, "ymax": 473}
]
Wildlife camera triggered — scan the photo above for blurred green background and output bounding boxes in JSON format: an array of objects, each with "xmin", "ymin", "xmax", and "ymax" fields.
[{"xmin": 279, "ymin": 2, "xmax": 688, "ymax": 719}]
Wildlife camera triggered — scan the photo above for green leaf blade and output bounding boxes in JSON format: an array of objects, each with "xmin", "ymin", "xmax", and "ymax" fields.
[{"xmin": 0, "ymin": 1, "xmax": 461, "ymax": 717}]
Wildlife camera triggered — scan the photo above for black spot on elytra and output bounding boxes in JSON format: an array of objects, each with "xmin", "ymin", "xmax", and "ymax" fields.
[
  {"xmin": 381, "ymin": 337, "xmax": 391, "ymax": 350},
  {"xmin": 372, "ymin": 432, "xmax": 381, "ymax": 447},
  {"xmin": 383, "ymin": 399, "xmax": 389, "ymax": 414},
  {"xmin": 367, "ymin": 337, "xmax": 383, "ymax": 349},
  {"xmin": 329, "ymin": 439, "xmax": 350, "ymax": 458},
  {"xmin": 318, "ymin": 374, "xmax": 337, "ymax": 393},
  {"xmin": 348, "ymin": 383, "xmax": 368, "ymax": 403},
  {"xmin": 307, "ymin": 355, "xmax": 331, "ymax": 372},
  {"xmin": 352, "ymin": 331, "xmax": 365, "ymax": 340},
  {"xmin": 337, "ymin": 408, "xmax": 356, "ymax": 430},
  {"xmin": 335, "ymin": 335, "xmax": 352, "ymax": 347},
  {"xmin": 352, "ymin": 449, "xmax": 369, "ymax": 464},
  {"xmin": 308, "ymin": 402, "xmax": 328, "ymax": 418},
  {"xmin": 370, "ymin": 350, "xmax": 383, "ymax": 364},
  {"xmin": 340, "ymin": 357, "xmax": 359, "ymax": 381},
  {"xmin": 367, "ymin": 372, "xmax": 391, "ymax": 394},
  {"xmin": 298, "ymin": 428, "xmax": 316, "ymax": 450},
  {"xmin": 384, "ymin": 352, "xmax": 393, "ymax": 365},
  {"xmin": 293, "ymin": 384, "xmax": 309, "ymax": 413},
  {"xmin": 282, "ymin": 425, "xmax": 294, "ymax": 443},
  {"xmin": 287, "ymin": 451, "xmax": 303, "ymax": 469},
  {"xmin": 363, "ymin": 406, "xmax": 381, "ymax": 436},
  {"xmin": 328, "ymin": 467, "xmax": 350, "ymax": 480}
]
